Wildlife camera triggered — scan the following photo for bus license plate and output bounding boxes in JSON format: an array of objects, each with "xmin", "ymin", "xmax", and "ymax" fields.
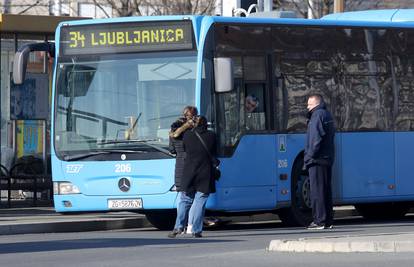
[{"xmin": 108, "ymin": 199, "xmax": 142, "ymax": 209}]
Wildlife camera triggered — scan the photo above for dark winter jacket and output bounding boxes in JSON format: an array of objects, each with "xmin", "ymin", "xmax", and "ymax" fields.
[
  {"xmin": 169, "ymin": 118, "xmax": 187, "ymax": 191},
  {"xmin": 304, "ymin": 102, "xmax": 335, "ymax": 167},
  {"xmin": 181, "ymin": 126, "xmax": 217, "ymax": 194}
]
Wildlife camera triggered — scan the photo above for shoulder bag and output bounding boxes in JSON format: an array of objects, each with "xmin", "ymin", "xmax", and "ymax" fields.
[{"xmin": 193, "ymin": 130, "xmax": 221, "ymax": 181}]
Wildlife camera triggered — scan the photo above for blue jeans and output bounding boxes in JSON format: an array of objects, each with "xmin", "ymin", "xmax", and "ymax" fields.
[
  {"xmin": 174, "ymin": 192, "xmax": 192, "ymax": 230},
  {"xmin": 173, "ymin": 191, "xmax": 209, "ymax": 233},
  {"xmin": 188, "ymin": 191, "xmax": 209, "ymax": 234}
]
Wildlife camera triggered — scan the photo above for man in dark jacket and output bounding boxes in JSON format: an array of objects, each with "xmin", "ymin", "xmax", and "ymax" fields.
[
  {"xmin": 178, "ymin": 116, "xmax": 216, "ymax": 237},
  {"xmin": 304, "ymin": 94, "xmax": 335, "ymax": 230}
]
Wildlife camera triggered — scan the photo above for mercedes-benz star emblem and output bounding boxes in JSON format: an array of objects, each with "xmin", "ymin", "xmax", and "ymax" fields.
[{"xmin": 118, "ymin": 177, "xmax": 131, "ymax": 192}]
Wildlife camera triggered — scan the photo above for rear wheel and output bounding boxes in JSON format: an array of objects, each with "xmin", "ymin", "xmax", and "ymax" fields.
[
  {"xmin": 278, "ymin": 158, "xmax": 313, "ymax": 226},
  {"xmin": 355, "ymin": 203, "xmax": 410, "ymax": 220},
  {"xmin": 145, "ymin": 210, "xmax": 176, "ymax": 230}
]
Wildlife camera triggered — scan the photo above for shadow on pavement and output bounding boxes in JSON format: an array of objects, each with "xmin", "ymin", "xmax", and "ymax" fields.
[{"xmin": 0, "ymin": 237, "xmax": 238, "ymax": 254}]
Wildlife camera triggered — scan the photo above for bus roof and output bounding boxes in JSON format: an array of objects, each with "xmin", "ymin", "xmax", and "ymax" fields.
[
  {"xmin": 322, "ymin": 9, "xmax": 414, "ymax": 22},
  {"xmin": 57, "ymin": 9, "xmax": 414, "ymax": 28},
  {"xmin": 55, "ymin": 9, "xmax": 414, "ymax": 42},
  {"xmin": 208, "ymin": 13, "xmax": 414, "ymax": 29}
]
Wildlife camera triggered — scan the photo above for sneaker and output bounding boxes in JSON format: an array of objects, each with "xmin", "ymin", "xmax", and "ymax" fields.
[
  {"xmin": 192, "ymin": 232, "xmax": 202, "ymax": 238},
  {"xmin": 324, "ymin": 224, "xmax": 333, "ymax": 229},
  {"xmin": 168, "ymin": 228, "xmax": 183, "ymax": 238},
  {"xmin": 306, "ymin": 222, "xmax": 325, "ymax": 230}
]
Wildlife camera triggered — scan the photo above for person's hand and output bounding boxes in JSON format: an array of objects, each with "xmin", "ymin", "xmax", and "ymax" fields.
[{"xmin": 185, "ymin": 119, "xmax": 195, "ymax": 128}]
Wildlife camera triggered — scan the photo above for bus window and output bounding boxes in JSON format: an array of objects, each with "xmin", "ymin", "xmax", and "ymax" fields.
[
  {"xmin": 244, "ymin": 83, "xmax": 266, "ymax": 131},
  {"xmin": 215, "ymin": 55, "xmax": 268, "ymax": 156}
]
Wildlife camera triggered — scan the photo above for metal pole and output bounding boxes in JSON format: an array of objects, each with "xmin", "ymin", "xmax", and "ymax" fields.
[
  {"xmin": 308, "ymin": 0, "xmax": 315, "ymax": 19},
  {"xmin": 334, "ymin": 0, "xmax": 344, "ymax": 13},
  {"xmin": 263, "ymin": 0, "xmax": 272, "ymax": 12}
]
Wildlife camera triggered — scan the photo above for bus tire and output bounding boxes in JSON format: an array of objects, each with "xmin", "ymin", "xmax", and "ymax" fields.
[
  {"xmin": 278, "ymin": 158, "xmax": 313, "ymax": 226},
  {"xmin": 145, "ymin": 210, "xmax": 176, "ymax": 230},
  {"xmin": 355, "ymin": 203, "xmax": 410, "ymax": 220}
]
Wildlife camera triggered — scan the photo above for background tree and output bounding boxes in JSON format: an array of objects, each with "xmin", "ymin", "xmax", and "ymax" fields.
[
  {"xmin": 94, "ymin": 0, "xmax": 216, "ymax": 17},
  {"xmin": 272, "ymin": 0, "xmax": 387, "ymax": 19}
]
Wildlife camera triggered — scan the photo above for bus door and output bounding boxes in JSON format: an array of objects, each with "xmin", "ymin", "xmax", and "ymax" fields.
[{"xmin": 215, "ymin": 55, "xmax": 276, "ymax": 210}]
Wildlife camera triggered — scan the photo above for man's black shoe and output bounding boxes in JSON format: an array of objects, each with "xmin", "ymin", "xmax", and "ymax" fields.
[
  {"xmin": 192, "ymin": 232, "xmax": 202, "ymax": 238},
  {"xmin": 306, "ymin": 222, "xmax": 325, "ymax": 230},
  {"xmin": 324, "ymin": 224, "xmax": 333, "ymax": 229},
  {"xmin": 168, "ymin": 228, "xmax": 183, "ymax": 238}
]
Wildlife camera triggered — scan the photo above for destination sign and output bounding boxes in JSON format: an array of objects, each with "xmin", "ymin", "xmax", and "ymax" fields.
[{"xmin": 60, "ymin": 21, "xmax": 194, "ymax": 56}]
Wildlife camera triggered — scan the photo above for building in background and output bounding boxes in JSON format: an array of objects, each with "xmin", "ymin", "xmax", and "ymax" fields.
[
  {"xmin": 0, "ymin": 14, "xmax": 87, "ymax": 205},
  {"xmin": 0, "ymin": 0, "xmax": 216, "ymax": 18}
]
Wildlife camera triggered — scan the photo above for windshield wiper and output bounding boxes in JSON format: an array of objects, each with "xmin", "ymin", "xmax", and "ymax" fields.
[
  {"xmin": 97, "ymin": 139, "xmax": 173, "ymax": 158},
  {"xmin": 63, "ymin": 149, "xmax": 145, "ymax": 161}
]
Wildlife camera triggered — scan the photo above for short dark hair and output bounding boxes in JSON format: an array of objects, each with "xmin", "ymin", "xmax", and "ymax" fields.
[{"xmin": 308, "ymin": 93, "xmax": 324, "ymax": 104}]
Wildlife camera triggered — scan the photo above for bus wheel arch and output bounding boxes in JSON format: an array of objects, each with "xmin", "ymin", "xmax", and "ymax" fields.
[{"xmin": 278, "ymin": 152, "xmax": 313, "ymax": 226}]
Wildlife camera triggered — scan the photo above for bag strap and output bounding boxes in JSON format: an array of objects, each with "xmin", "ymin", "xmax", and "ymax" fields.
[{"xmin": 193, "ymin": 130, "xmax": 214, "ymax": 163}]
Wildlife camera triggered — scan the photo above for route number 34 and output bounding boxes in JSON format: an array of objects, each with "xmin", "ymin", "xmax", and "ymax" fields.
[{"xmin": 115, "ymin": 164, "xmax": 132, "ymax": 173}]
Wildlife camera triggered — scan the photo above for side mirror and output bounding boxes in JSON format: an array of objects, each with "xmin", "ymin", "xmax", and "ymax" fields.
[
  {"xmin": 13, "ymin": 42, "xmax": 55, "ymax": 84},
  {"xmin": 13, "ymin": 47, "xmax": 31, "ymax": 85},
  {"xmin": 214, "ymin": 57, "xmax": 233, "ymax": 93}
]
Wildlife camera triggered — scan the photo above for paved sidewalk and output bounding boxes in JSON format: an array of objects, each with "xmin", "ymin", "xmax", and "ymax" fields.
[
  {"xmin": 0, "ymin": 207, "xmax": 151, "ymax": 235},
  {"xmin": 0, "ymin": 205, "xmax": 357, "ymax": 235}
]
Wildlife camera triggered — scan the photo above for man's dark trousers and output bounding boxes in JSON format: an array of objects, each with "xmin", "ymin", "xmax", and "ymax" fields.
[{"xmin": 309, "ymin": 164, "xmax": 333, "ymax": 226}]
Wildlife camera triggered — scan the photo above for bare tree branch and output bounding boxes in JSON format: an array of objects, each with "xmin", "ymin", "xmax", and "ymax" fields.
[
  {"xmin": 95, "ymin": 0, "xmax": 215, "ymax": 17},
  {"xmin": 18, "ymin": 0, "xmax": 40, "ymax": 15},
  {"xmin": 93, "ymin": 0, "xmax": 111, "ymax": 18}
]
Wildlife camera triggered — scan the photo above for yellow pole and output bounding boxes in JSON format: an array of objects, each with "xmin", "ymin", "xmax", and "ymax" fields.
[{"xmin": 334, "ymin": 0, "xmax": 344, "ymax": 13}]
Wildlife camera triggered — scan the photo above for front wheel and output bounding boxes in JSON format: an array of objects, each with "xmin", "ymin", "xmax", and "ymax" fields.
[
  {"xmin": 145, "ymin": 210, "xmax": 176, "ymax": 230},
  {"xmin": 278, "ymin": 158, "xmax": 313, "ymax": 226}
]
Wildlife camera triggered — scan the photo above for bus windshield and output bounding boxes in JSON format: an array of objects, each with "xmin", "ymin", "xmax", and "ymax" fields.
[{"xmin": 54, "ymin": 52, "xmax": 197, "ymax": 159}]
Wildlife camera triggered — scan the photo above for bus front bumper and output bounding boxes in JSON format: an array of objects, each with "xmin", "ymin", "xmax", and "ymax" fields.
[{"xmin": 53, "ymin": 191, "xmax": 178, "ymax": 213}]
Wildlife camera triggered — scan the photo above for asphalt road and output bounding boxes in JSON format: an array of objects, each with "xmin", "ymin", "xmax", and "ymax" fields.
[{"xmin": 1, "ymin": 215, "xmax": 414, "ymax": 267}]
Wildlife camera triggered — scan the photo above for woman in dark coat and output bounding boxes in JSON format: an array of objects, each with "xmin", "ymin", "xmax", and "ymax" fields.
[
  {"xmin": 181, "ymin": 116, "xmax": 217, "ymax": 237},
  {"xmin": 168, "ymin": 106, "xmax": 197, "ymax": 238}
]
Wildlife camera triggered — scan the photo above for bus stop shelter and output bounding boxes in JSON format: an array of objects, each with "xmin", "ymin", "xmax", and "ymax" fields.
[{"xmin": 0, "ymin": 14, "xmax": 89, "ymax": 207}]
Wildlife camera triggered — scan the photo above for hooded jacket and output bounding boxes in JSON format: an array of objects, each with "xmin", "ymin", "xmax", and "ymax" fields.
[{"xmin": 304, "ymin": 102, "xmax": 335, "ymax": 167}]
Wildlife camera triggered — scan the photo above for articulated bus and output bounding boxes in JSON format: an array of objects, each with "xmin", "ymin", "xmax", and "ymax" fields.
[{"xmin": 13, "ymin": 9, "xmax": 414, "ymax": 229}]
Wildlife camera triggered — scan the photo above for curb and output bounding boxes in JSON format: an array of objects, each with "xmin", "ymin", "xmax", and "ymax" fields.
[
  {"xmin": 0, "ymin": 217, "xmax": 151, "ymax": 235},
  {"xmin": 268, "ymin": 236, "xmax": 414, "ymax": 253}
]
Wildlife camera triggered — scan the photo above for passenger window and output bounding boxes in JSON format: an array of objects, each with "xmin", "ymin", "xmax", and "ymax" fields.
[
  {"xmin": 216, "ymin": 55, "xmax": 267, "ymax": 156},
  {"xmin": 243, "ymin": 83, "xmax": 266, "ymax": 131}
]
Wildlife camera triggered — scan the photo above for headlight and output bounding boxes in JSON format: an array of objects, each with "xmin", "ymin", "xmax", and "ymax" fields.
[{"xmin": 53, "ymin": 181, "xmax": 81, "ymax": 195}]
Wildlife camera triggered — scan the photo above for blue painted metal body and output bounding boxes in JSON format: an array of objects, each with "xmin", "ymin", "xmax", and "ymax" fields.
[{"xmin": 52, "ymin": 10, "xmax": 414, "ymax": 213}]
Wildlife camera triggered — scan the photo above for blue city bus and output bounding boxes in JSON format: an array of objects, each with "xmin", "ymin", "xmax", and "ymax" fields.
[{"xmin": 13, "ymin": 9, "xmax": 414, "ymax": 229}]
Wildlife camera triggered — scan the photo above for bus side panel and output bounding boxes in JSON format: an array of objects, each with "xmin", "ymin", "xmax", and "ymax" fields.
[
  {"xmin": 341, "ymin": 132, "xmax": 395, "ymax": 200},
  {"xmin": 395, "ymin": 132, "xmax": 414, "ymax": 197},
  {"xmin": 206, "ymin": 135, "xmax": 277, "ymax": 211},
  {"xmin": 275, "ymin": 134, "xmax": 305, "ymax": 205},
  {"xmin": 332, "ymin": 133, "xmax": 343, "ymax": 204},
  {"xmin": 275, "ymin": 134, "xmax": 342, "ymax": 206}
]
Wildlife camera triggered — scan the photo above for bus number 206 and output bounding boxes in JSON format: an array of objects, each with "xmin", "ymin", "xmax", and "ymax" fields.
[{"xmin": 115, "ymin": 164, "xmax": 132, "ymax": 173}]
